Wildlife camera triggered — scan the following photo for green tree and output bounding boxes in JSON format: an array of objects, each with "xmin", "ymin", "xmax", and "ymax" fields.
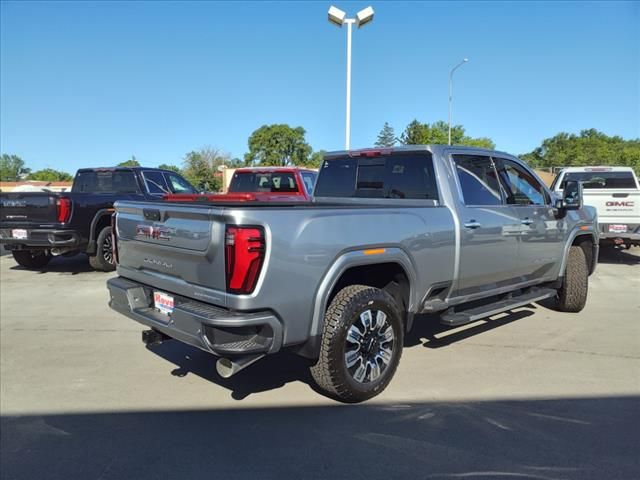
[
  {"xmin": 245, "ymin": 124, "xmax": 312, "ymax": 166},
  {"xmin": 400, "ymin": 119, "xmax": 495, "ymax": 149},
  {"xmin": 181, "ymin": 146, "xmax": 230, "ymax": 192},
  {"xmin": 306, "ymin": 150, "xmax": 326, "ymax": 168},
  {"xmin": 1, "ymin": 154, "xmax": 30, "ymax": 181},
  {"xmin": 520, "ymin": 129, "xmax": 640, "ymax": 174},
  {"xmin": 375, "ymin": 122, "xmax": 397, "ymax": 147},
  {"xmin": 28, "ymin": 168, "xmax": 73, "ymax": 181},
  {"xmin": 158, "ymin": 164, "xmax": 182, "ymax": 173},
  {"xmin": 400, "ymin": 119, "xmax": 431, "ymax": 145},
  {"xmin": 118, "ymin": 155, "xmax": 140, "ymax": 167}
]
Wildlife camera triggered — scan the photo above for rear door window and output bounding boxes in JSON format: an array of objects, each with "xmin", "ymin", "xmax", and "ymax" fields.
[
  {"xmin": 453, "ymin": 155, "xmax": 503, "ymax": 206},
  {"xmin": 314, "ymin": 154, "xmax": 438, "ymax": 200},
  {"xmin": 301, "ymin": 171, "xmax": 318, "ymax": 195},
  {"xmin": 142, "ymin": 171, "xmax": 170, "ymax": 195}
]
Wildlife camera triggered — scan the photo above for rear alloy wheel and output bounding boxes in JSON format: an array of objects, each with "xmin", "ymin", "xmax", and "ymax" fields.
[
  {"xmin": 89, "ymin": 226, "xmax": 116, "ymax": 272},
  {"xmin": 12, "ymin": 250, "xmax": 51, "ymax": 269},
  {"xmin": 310, "ymin": 285, "xmax": 404, "ymax": 403}
]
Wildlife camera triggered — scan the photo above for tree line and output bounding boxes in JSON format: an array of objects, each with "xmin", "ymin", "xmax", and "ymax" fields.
[{"xmin": 2, "ymin": 123, "xmax": 638, "ymax": 189}]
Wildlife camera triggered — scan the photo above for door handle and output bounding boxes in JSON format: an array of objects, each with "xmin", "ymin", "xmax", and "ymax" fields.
[
  {"xmin": 521, "ymin": 218, "xmax": 534, "ymax": 226},
  {"xmin": 464, "ymin": 221, "xmax": 482, "ymax": 229}
]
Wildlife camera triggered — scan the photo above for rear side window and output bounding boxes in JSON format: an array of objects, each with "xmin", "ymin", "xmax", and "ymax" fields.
[
  {"xmin": 314, "ymin": 154, "xmax": 438, "ymax": 200},
  {"xmin": 301, "ymin": 171, "xmax": 318, "ymax": 195},
  {"xmin": 560, "ymin": 171, "xmax": 638, "ymax": 189},
  {"xmin": 143, "ymin": 171, "xmax": 170, "ymax": 195},
  {"xmin": 72, "ymin": 170, "xmax": 140, "ymax": 193},
  {"xmin": 453, "ymin": 155, "xmax": 502, "ymax": 206}
]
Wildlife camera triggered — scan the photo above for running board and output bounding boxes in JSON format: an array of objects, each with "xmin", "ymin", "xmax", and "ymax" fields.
[{"xmin": 440, "ymin": 288, "xmax": 556, "ymax": 327}]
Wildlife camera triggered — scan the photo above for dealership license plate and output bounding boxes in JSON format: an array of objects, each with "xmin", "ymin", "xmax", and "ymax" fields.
[
  {"xmin": 608, "ymin": 224, "xmax": 628, "ymax": 233},
  {"xmin": 11, "ymin": 229, "xmax": 28, "ymax": 239},
  {"xmin": 153, "ymin": 291, "xmax": 174, "ymax": 315}
]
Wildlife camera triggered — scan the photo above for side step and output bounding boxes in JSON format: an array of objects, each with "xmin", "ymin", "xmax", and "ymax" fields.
[{"xmin": 440, "ymin": 288, "xmax": 556, "ymax": 327}]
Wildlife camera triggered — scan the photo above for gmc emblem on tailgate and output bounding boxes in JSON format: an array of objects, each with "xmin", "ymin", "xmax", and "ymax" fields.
[
  {"xmin": 606, "ymin": 201, "xmax": 634, "ymax": 207},
  {"xmin": 136, "ymin": 225, "xmax": 172, "ymax": 240}
]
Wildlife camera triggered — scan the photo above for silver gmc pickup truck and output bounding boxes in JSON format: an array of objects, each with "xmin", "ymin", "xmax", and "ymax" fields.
[{"xmin": 107, "ymin": 145, "xmax": 598, "ymax": 402}]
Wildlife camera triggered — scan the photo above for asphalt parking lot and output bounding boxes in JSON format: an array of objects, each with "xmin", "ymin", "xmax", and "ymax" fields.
[{"xmin": 1, "ymin": 248, "xmax": 639, "ymax": 479}]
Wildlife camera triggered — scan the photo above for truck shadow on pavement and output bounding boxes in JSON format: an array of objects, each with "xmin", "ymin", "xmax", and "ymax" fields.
[
  {"xmin": 2, "ymin": 395, "xmax": 638, "ymax": 480},
  {"xmin": 8, "ymin": 254, "xmax": 96, "ymax": 274},
  {"xmin": 597, "ymin": 246, "xmax": 640, "ymax": 265},
  {"xmin": 147, "ymin": 308, "xmax": 539, "ymax": 401}
]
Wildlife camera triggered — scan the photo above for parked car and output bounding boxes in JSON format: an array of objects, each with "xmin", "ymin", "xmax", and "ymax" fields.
[
  {"xmin": 551, "ymin": 166, "xmax": 640, "ymax": 248},
  {"xmin": 163, "ymin": 167, "xmax": 318, "ymax": 202},
  {"xmin": 0, "ymin": 167, "xmax": 197, "ymax": 271},
  {"xmin": 107, "ymin": 146, "xmax": 598, "ymax": 402}
]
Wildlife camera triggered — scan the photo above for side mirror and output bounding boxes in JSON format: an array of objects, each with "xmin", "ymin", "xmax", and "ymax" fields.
[{"xmin": 560, "ymin": 180, "xmax": 583, "ymax": 210}]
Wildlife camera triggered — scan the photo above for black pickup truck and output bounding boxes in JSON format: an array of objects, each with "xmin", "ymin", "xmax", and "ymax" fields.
[{"xmin": 0, "ymin": 167, "xmax": 197, "ymax": 271}]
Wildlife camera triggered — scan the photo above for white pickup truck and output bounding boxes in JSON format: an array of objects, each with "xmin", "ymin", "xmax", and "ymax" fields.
[{"xmin": 552, "ymin": 166, "xmax": 640, "ymax": 248}]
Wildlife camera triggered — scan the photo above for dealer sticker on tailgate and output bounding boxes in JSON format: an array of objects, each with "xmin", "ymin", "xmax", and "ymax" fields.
[
  {"xmin": 11, "ymin": 229, "xmax": 28, "ymax": 239},
  {"xmin": 153, "ymin": 291, "xmax": 174, "ymax": 315}
]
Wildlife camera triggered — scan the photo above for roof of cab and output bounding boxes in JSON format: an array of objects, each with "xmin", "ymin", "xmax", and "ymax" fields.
[{"xmin": 323, "ymin": 144, "xmax": 515, "ymax": 160}]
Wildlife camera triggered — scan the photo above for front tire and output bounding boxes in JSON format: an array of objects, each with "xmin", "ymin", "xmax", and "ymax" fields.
[
  {"xmin": 88, "ymin": 226, "xmax": 116, "ymax": 272},
  {"xmin": 12, "ymin": 250, "xmax": 51, "ymax": 269},
  {"xmin": 310, "ymin": 285, "xmax": 404, "ymax": 403},
  {"xmin": 556, "ymin": 245, "xmax": 588, "ymax": 312}
]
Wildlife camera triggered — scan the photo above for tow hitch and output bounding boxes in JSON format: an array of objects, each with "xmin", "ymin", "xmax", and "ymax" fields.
[{"xmin": 142, "ymin": 329, "xmax": 171, "ymax": 346}]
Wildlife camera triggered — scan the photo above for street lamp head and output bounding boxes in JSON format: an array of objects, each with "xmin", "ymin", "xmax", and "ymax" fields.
[
  {"xmin": 463, "ymin": 58, "xmax": 469, "ymax": 62},
  {"xmin": 328, "ymin": 6, "xmax": 346, "ymax": 27},
  {"xmin": 356, "ymin": 6, "xmax": 374, "ymax": 28}
]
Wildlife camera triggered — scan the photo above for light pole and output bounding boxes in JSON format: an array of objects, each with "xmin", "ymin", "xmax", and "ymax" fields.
[
  {"xmin": 328, "ymin": 5, "xmax": 374, "ymax": 150},
  {"xmin": 448, "ymin": 58, "xmax": 468, "ymax": 145}
]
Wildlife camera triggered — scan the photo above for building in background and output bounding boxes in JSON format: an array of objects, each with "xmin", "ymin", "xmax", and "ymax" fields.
[{"xmin": 0, "ymin": 181, "xmax": 73, "ymax": 192}]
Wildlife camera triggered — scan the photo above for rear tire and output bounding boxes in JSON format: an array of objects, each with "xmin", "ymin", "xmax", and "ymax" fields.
[
  {"xmin": 310, "ymin": 285, "xmax": 404, "ymax": 403},
  {"xmin": 556, "ymin": 245, "xmax": 588, "ymax": 312},
  {"xmin": 89, "ymin": 226, "xmax": 116, "ymax": 272},
  {"xmin": 12, "ymin": 250, "xmax": 51, "ymax": 269}
]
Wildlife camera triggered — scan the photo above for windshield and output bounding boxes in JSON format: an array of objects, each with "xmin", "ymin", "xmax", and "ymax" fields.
[
  {"xmin": 555, "ymin": 171, "xmax": 638, "ymax": 190},
  {"xmin": 229, "ymin": 171, "xmax": 299, "ymax": 193}
]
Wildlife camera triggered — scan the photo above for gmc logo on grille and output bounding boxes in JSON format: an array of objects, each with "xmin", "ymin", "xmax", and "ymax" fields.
[
  {"xmin": 136, "ymin": 225, "xmax": 172, "ymax": 240},
  {"xmin": 606, "ymin": 201, "xmax": 634, "ymax": 207}
]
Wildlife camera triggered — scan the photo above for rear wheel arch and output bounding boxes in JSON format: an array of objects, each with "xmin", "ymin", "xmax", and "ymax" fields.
[
  {"xmin": 88, "ymin": 209, "xmax": 114, "ymax": 253},
  {"xmin": 311, "ymin": 249, "xmax": 417, "ymax": 339}
]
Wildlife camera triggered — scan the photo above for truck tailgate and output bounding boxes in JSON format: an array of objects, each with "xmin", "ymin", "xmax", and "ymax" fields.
[
  {"xmin": 0, "ymin": 192, "xmax": 60, "ymax": 224},
  {"xmin": 115, "ymin": 201, "xmax": 228, "ymax": 300},
  {"xmin": 583, "ymin": 190, "xmax": 640, "ymax": 223}
]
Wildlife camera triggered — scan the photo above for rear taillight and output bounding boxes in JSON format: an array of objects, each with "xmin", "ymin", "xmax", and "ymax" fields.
[
  {"xmin": 56, "ymin": 197, "xmax": 71, "ymax": 223},
  {"xmin": 225, "ymin": 226, "xmax": 265, "ymax": 294},
  {"xmin": 111, "ymin": 212, "xmax": 119, "ymax": 265}
]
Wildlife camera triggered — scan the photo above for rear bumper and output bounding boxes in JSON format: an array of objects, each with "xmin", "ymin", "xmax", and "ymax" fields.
[
  {"xmin": 0, "ymin": 228, "xmax": 81, "ymax": 249},
  {"xmin": 598, "ymin": 224, "xmax": 640, "ymax": 244},
  {"xmin": 107, "ymin": 276, "xmax": 283, "ymax": 356}
]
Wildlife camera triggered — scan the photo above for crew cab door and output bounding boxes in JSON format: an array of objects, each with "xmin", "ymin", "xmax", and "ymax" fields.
[
  {"xmin": 493, "ymin": 157, "xmax": 565, "ymax": 283},
  {"xmin": 450, "ymin": 153, "xmax": 521, "ymax": 297}
]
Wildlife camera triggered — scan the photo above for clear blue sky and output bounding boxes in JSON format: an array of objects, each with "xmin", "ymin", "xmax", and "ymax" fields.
[{"xmin": 1, "ymin": 1, "xmax": 638, "ymax": 173}]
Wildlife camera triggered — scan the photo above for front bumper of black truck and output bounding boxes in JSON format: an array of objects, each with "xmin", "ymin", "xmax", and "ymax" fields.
[{"xmin": 107, "ymin": 276, "xmax": 283, "ymax": 357}]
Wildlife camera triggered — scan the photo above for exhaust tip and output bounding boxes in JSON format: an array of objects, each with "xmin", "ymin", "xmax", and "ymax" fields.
[
  {"xmin": 216, "ymin": 358, "xmax": 235, "ymax": 378},
  {"xmin": 216, "ymin": 354, "xmax": 266, "ymax": 379}
]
